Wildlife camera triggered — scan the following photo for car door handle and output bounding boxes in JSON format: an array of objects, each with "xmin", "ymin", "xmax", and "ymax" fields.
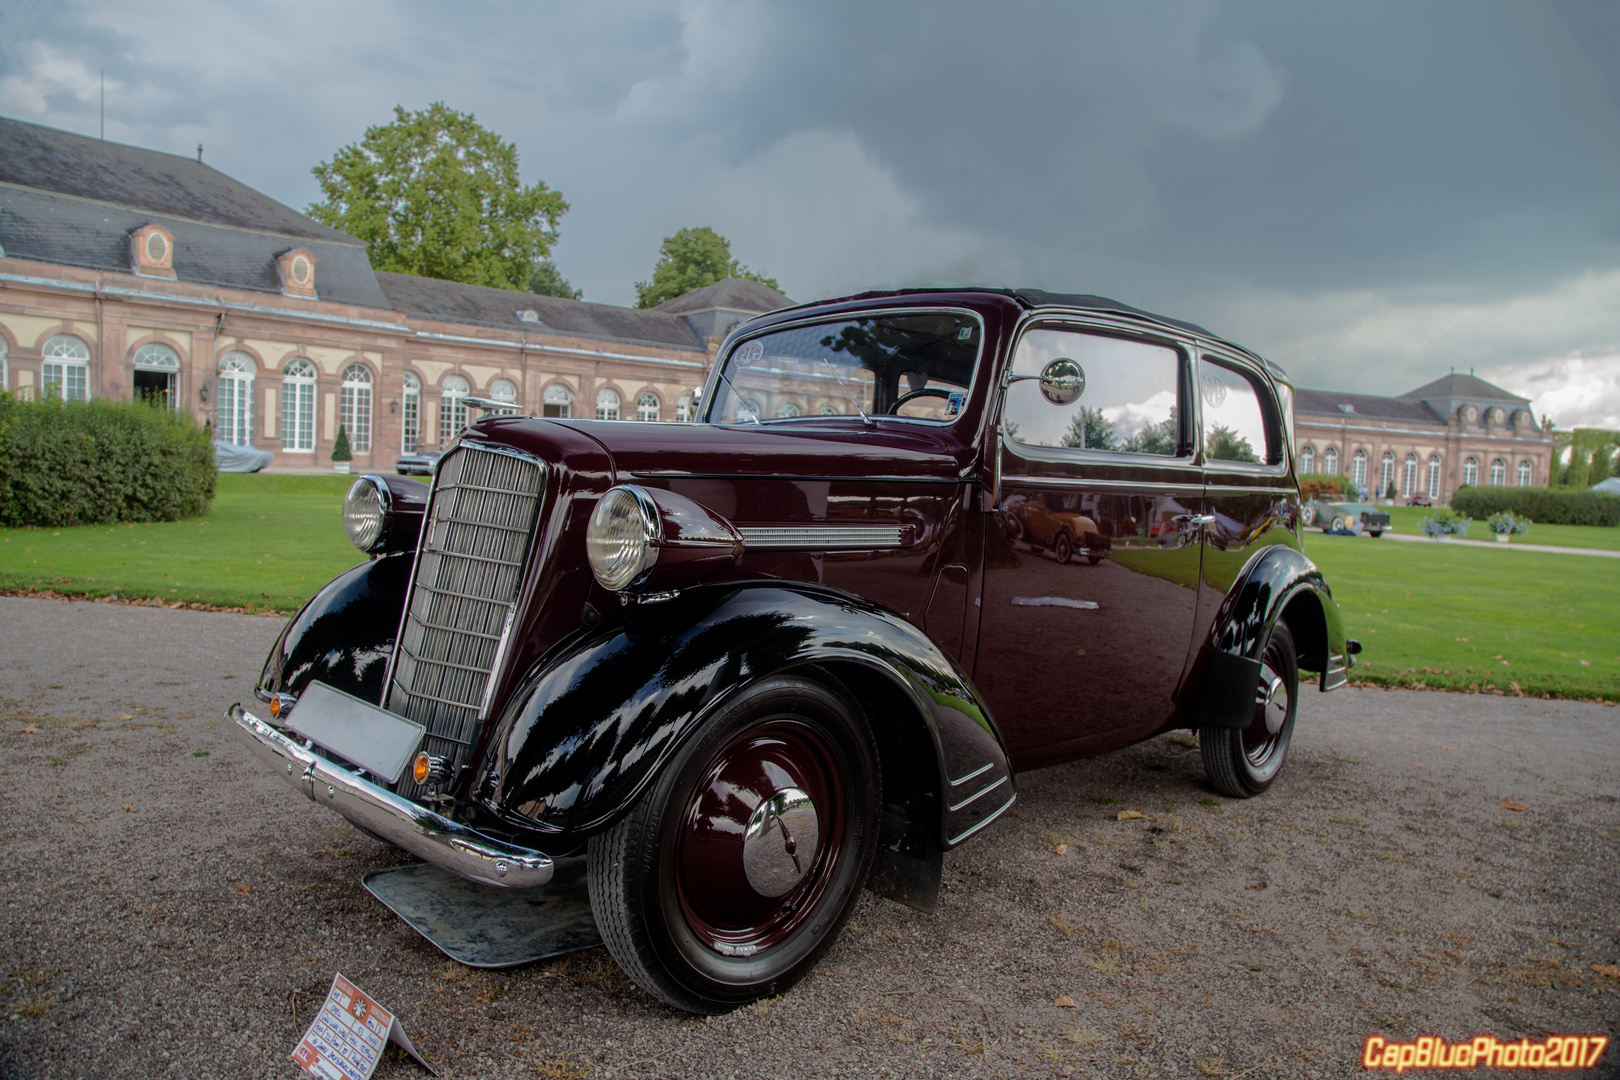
[{"xmin": 1172, "ymin": 514, "xmax": 1216, "ymax": 526}]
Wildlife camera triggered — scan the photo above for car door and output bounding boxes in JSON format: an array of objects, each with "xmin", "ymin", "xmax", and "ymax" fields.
[
  {"xmin": 1188, "ymin": 350, "xmax": 1298, "ymax": 663},
  {"xmin": 976, "ymin": 322, "xmax": 1205, "ymax": 770}
]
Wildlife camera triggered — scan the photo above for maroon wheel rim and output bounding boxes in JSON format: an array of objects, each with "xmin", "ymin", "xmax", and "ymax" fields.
[{"xmin": 674, "ymin": 719, "xmax": 846, "ymax": 956}]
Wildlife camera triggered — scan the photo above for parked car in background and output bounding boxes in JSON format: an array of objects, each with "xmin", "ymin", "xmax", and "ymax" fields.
[
  {"xmin": 1301, "ymin": 498, "xmax": 1390, "ymax": 536},
  {"xmin": 394, "ymin": 449, "xmax": 442, "ymax": 476},
  {"xmin": 213, "ymin": 440, "xmax": 273, "ymax": 473},
  {"xmin": 1405, "ymin": 492, "xmax": 1433, "ymax": 507},
  {"xmin": 232, "ymin": 287, "xmax": 1358, "ymax": 1014}
]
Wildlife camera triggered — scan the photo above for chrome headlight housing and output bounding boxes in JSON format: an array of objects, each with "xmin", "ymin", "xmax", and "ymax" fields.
[
  {"xmin": 587, "ymin": 486, "xmax": 660, "ymax": 591},
  {"xmin": 343, "ymin": 477, "xmax": 389, "ymax": 553}
]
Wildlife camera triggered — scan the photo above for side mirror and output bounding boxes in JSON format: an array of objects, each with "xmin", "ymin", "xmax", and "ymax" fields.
[{"xmin": 1008, "ymin": 358, "xmax": 1086, "ymax": 405}]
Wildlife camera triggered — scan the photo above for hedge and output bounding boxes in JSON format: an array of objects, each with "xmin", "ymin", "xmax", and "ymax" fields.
[
  {"xmin": 1450, "ymin": 486, "xmax": 1620, "ymax": 527},
  {"xmin": 0, "ymin": 393, "xmax": 216, "ymax": 526}
]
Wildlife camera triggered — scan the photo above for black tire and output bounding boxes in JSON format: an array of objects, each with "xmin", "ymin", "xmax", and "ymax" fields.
[
  {"xmin": 1004, "ymin": 513, "xmax": 1025, "ymax": 543},
  {"xmin": 1086, "ymin": 553, "xmax": 1102, "ymax": 565},
  {"xmin": 1300, "ymin": 503, "xmax": 1317, "ymax": 527},
  {"xmin": 1330, "ymin": 514, "xmax": 1346, "ymax": 532},
  {"xmin": 1369, "ymin": 530, "xmax": 1383, "ymax": 538},
  {"xmin": 1200, "ymin": 622, "xmax": 1298, "ymax": 798},
  {"xmin": 587, "ymin": 674, "xmax": 880, "ymax": 1013},
  {"xmin": 1053, "ymin": 530, "xmax": 1074, "ymax": 565}
]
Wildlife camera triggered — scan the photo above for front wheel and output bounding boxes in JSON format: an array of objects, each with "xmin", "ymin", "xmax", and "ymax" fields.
[
  {"xmin": 1053, "ymin": 530, "xmax": 1074, "ymax": 564},
  {"xmin": 1200, "ymin": 622, "xmax": 1298, "ymax": 798},
  {"xmin": 588, "ymin": 674, "xmax": 880, "ymax": 1013}
]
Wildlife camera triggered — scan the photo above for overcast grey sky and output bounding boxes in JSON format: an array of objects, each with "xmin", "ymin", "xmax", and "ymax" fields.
[{"xmin": 3, "ymin": 0, "xmax": 1618, "ymax": 427}]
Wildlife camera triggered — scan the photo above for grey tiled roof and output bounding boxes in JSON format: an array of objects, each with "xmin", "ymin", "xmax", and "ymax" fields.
[
  {"xmin": 375, "ymin": 272, "xmax": 706, "ymax": 351},
  {"xmin": 0, "ymin": 116, "xmax": 351, "ymax": 241},
  {"xmin": 1295, "ymin": 388, "xmax": 1444, "ymax": 425},
  {"xmin": 652, "ymin": 276, "xmax": 793, "ymax": 315},
  {"xmin": 1400, "ymin": 372, "xmax": 1527, "ymax": 404}
]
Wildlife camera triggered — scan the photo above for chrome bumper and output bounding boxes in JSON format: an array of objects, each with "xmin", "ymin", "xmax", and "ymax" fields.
[{"xmin": 228, "ymin": 703, "xmax": 553, "ymax": 889}]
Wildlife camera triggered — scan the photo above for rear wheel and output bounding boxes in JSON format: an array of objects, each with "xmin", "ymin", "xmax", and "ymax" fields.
[
  {"xmin": 1200, "ymin": 622, "xmax": 1298, "ymax": 798},
  {"xmin": 1329, "ymin": 514, "xmax": 1346, "ymax": 532},
  {"xmin": 1369, "ymin": 530, "xmax": 1383, "ymax": 538},
  {"xmin": 588, "ymin": 674, "xmax": 879, "ymax": 1013},
  {"xmin": 1053, "ymin": 530, "xmax": 1074, "ymax": 565}
]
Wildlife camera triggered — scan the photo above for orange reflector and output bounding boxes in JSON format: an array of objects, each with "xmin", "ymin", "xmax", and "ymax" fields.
[
  {"xmin": 413, "ymin": 752, "xmax": 431, "ymax": 784},
  {"xmin": 269, "ymin": 696, "xmax": 281, "ymax": 719}
]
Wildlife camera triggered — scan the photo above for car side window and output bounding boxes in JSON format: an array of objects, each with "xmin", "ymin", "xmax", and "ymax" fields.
[
  {"xmin": 1003, "ymin": 329, "xmax": 1185, "ymax": 455},
  {"xmin": 1199, "ymin": 357, "xmax": 1278, "ymax": 466}
]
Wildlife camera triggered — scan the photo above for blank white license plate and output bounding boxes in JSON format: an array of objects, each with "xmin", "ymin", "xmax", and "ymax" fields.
[{"xmin": 285, "ymin": 682, "xmax": 425, "ymax": 784}]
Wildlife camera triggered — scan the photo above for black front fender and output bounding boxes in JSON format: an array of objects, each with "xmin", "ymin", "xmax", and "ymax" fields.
[
  {"xmin": 1181, "ymin": 545, "xmax": 1350, "ymax": 728},
  {"xmin": 479, "ymin": 583, "xmax": 1014, "ymax": 854},
  {"xmin": 260, "ymin": 553, "xmax": 412, "ymax": 705}
]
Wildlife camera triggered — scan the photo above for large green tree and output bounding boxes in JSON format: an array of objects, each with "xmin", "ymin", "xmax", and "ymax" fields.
[
  {"xmin": 635, "ymin": 226, "xmax": 778, "ymax": 308},
  {"xmin": 308, "ymin": 103, "xmax": 569, "ymax": 291},
  {"xmin": 527, "ymin": 258, "xmax": 581, "ymax": 300}
]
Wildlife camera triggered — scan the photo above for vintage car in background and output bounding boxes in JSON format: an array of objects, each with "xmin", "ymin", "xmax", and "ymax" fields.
[
  {"xmin": 231, "ymin": 288, "xmax": 1357, "ymax": 1014},
  {"xmin": 394, "ymin": 448, "xmax": 443, "ymax": 476},
  {"xmin": 999, "ymin": 492, "xmax": 1112, "ymax": 563},
  {"xmin": 1301, "ymin": 498, "xmax": 1390, "ymax": 536}
]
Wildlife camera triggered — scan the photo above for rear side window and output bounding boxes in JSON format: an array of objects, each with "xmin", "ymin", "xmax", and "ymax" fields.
[
  {"xmin": 1003, "ymin": 329, "xmax": 1186, "ymax": 455},
  {"xmin": 1199, "ymin": 357, "xmax": 1280, "ymax": 466}
]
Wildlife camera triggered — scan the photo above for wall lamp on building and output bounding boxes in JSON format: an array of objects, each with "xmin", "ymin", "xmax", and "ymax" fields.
[
  {"xmin": 199, "ymin": 378, "xmax": 210, "ymax": 404},
  {"xmin": 390, "ymin": 399, "xmax": 399, "ymax": 414}
]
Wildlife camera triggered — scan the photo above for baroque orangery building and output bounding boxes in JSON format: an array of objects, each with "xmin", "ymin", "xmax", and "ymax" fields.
[{"xmin": 0, "ymin": 116, "xmax": 790, "ymax": 469}]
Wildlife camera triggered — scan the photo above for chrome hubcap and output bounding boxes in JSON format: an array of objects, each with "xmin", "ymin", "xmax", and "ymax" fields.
[
  {"xmin": 1257, "ymin": 663, "xmax": 1289, "ymax": 735},
  {"xmin": 742, "ymin": 787, "xmax": 819, "ymax": 897}
]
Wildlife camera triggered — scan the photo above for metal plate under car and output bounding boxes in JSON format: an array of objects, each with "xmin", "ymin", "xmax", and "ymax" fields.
[
  {"xmin": 285, "ymin": 682, "xmax": 425, "ymax": 785},
  {"xmin": 361, "ymin": 858, "xmax": 600, "ymax": 968}
]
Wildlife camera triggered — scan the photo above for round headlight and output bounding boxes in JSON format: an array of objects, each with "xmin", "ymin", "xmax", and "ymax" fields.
[
  {"xmin": 343, "ymin": 477, "xmax": 388, "ymax": 554},
  {"xmin": 587, "ymin": 486, "xmax": 659, "ymax": 591}
]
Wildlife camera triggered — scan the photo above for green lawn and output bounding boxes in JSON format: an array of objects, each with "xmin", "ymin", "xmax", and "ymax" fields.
[
  {"xmin": 0, "ymin": 474, "xmax": 365, "ymax": 612},
  {"xmin": 1371, "ymin": 504, "xmax": 1620, "ymax": 551},
  {"xmin": 1304, "ymin": 530, "xmax": 1620, "ymax": 701}
]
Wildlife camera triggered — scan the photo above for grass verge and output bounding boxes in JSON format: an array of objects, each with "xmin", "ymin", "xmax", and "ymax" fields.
[
  {"xmin": 1363, "ymin": 505, "xmax": 1620, "ymax": 551},
  {"xmin": 0, "ymin": 473, "xmax": 364, "ymax": 613}
]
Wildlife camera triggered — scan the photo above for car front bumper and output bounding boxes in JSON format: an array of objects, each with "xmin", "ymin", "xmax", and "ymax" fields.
[{"xmin": 228, "ymin": 703, "xmax": 554, "ymax": 889}]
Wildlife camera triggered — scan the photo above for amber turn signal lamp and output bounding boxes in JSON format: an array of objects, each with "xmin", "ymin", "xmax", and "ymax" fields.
[
  {"xmin": 269, "ymin": 696, "xmax": 282, "ymax": 719},
  {"xmin": 412, "ymin": 752, "xmax": 431, "ymax": 784}
]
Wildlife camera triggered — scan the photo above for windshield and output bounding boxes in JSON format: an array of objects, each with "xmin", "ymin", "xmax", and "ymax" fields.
[{"xmin": 707, "ymin": 312, "xmax": 981, "ymax": 424}]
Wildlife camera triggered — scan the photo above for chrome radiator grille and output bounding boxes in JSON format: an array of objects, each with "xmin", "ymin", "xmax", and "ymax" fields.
[{"xmin": 387, "ymin": 445, "xmax": 545, "ymax": 796}]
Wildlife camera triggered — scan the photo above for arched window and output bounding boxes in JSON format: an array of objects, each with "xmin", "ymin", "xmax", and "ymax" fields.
[
  {"xmin": 439, "ymin": 374, "xmax": 470, "ymax": 445},
  {"xmin": 339, "ymin": 363, "xmax": 372, "ymax": 453},
  {"xmin": 488, "ymin": 378, "xmax": 519, "ymax": 414},
  {"xmin": 676, "ymin": 394, "xmax": 693, "ymax": 423},
  {"xmin": 0, "ymin": 337, "xmax": 7, "ymax": 389},
  {"xmin": 217, "ymin": 352, "xmax": 255, "ymax": 445},
  {"xmin": 1402, "ymin": 453, "xmax": 1418, "ymax": 497},
  {"xmin": 1322, "ymin": 446, "xmax": 1338, "ymax": 475},
  {"xmin": 1380, "ymin": 451, "xmax": 1395, "ymax": 496},
  {"xmin": 1351, "ymin": 450, "xmax": 1368, "ymax": 490},
  {"xmin": 401, "ymin": 372, "xmax": 421, "ymax": 452},
  {"xmin": 740, "ymin": 397, "xmax": 763, "ymax": 423},
  {"xmin": 1489, "ymin": 458, "xmax": 1506, "ymax": 487},
  {"xmin": 281, "ymin": 358, "xmax": 316, "ymax": 451},
  {"xmin": 542, "ymin": 383, "xmax": 572, "ymax": 418},
  {"xmin": 1517, "ymin": 459, "xmax": 1532, "ymax": 488},
  {"xmin": 42, "ymin": 334, "xmax": 91, "ymax": 401},
  {"xmin": 636, "ymin": 392, "xmax": 660, "ymax": 422},
  {"xmin": 132, "ymin": 342, "xmax": 180, "ymax": 411},
  {"xmin": 1427, "ymin": 454, "xmax": 1442, "ymax": 499},
  {"xmin": 1462, "ymin": 457, "xmax": 1479, "ymax": 487},
  {"xmin": 776, "ymin": 401, "xmax": 802, "ymax": 418},
  {"xmin": 595, "ymin": 387, "xmax": 620, "ymax": 420},
  {"xmin": 818, "ymin": 404, "xmax": 838, "ymax": 416},
  {"xmin": 1299, "ymin": 445, "xmax": 1314, "ymax": 473}
]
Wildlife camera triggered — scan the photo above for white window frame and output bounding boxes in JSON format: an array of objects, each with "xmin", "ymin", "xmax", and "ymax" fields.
[
  {"xmin": 675, "ymin": 394, "xmax": 692, "ymax": 423},
  {"xmin": 217, "ymin": 352, "xmax": 255, "ymax": 445},
  {"xmin": 1427, "ymin": 454, "xmax": 1442, "ymax": 499},
  {"xmin": 339, "ymin": 362, "xmax": 373, "ymax": 453},
  {"xmin": 1462, "ymin": 457, "xmax": 1479, "ymax": 487},
  {"xmin": 1351, "ymin": 449, "xmax": 1367, "ymax": 489},
  {"xmin": 543, "ymin": 383, "xmax": 572, "ymax": 419},
  {"xmin": 596, "ymin": 387, "xmax": 620, "ymax": 421},
  {"xmin": 0, "ymin": 337, "xmax": 9, "ymax": 390},
  {"xmin": 42, "ymin": 334, "xmax": 91, "ymax": 401},
  {"xmin": 281, "ymin": 358, "xmax": 317, "ymax": 452},
  {"xmin": 1489, "ymin": 458, "xmax": 1506, "ymax": 487},
  {"xmin": 1380, "ymin": 452, "xmax": 1395, "ymax": 495},
  {"xmin": 440, "ymin": 374, "xmax": 470, "ymax": 445},
  {"xmin": 1402, "ymin": 453, "xmax": 1418, "ymax": 497},
  {"xmin": 1299, "ymin": 445, "xmax": 1314, "ymax": 473},
  {"xmin": 488, "ymin": 378, "xmax": 519, "ymax": 416},
  {"xmin": 636, "ymin": 392, "xmax": 660, "ymax": 422},
  {"xmin": 1517, "ymin": 459, "xmax": 1532, "ymax": 488},
  {"xmin": 1322, "ymin": 446, "xmax": 1338, "ymax": 475},
  {"xmin": 402, "ymin": 371, "xmax": 421, "ymax": 453}
]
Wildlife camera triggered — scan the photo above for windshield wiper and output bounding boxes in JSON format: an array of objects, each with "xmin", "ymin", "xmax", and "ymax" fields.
[
  {"xmin": 821, "ymin": 358, "xmax": 875, "ymax": 427},
  {"xmin": 714, "ymin": 366, "xmax": 760, "ymax": 424}
]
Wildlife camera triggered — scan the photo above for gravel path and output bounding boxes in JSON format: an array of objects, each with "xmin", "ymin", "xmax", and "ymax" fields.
[{"xmin": 1, "ymin": 596, "xmax": 1616, "ymax": 1079}]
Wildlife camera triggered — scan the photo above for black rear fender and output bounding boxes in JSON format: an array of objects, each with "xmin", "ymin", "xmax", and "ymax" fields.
[{"xmin": 479, "ymin": 583, "xmax": 1014, "ymax": 903}]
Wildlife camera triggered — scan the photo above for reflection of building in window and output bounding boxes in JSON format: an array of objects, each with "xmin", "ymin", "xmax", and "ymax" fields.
[
  {"xmin": 1300, "ymin": 445, "xmax": 1314, "ymax": 473},
  {"xmin": 676, "ymin": 394, "xmax": 692, "ymax": 422},
  {"xmin": 440, "ymin": 374, "xmax": 469, "ymax": 445},
  {"xmin": 281, "ymin": 358, "xmax": 316, "ymax": 451},
  {"xmin": 217, "ymin": 352, "xmax": 254, "ymax": 445},
  {"xmin": 401, "ymin": 372, "xmax": 421, "ymax": 452},
  {"xmin": 1402, "ymin": 453, "xmax": 1418, "ymax": 496},
  {"xmin": 1351, "ymin": 450, "xmax": 1367, "ymax": 489},
  {"xmin": 42, "ymin": 334, "xmax": 91, "ymax": 400},
  {"xmin": 1426, "ymin": 454, "xmax": 1442, "ymax": 498},
  {"xmin": 340, "ymin": 363, "xmax": 372, "ymax": 452},
  {"xmin": 1489, "ymin": 458, "xmax": 1506, "ymax": 487},
  {"xmin": 489, "ymin": 377, "xmax": 519, "ymax": 415},
  {"xmin": 775, "ymin": 401, "xmax": 801, "ymax": 418},
  {"xmin": 1322, "ymin": 446, "xmax": 1338, "ymax": 475},
  {"xmin": 1517, "ymin": 459, "xmax": 1532, "ymax": 487},
  {"xmin": 1380, "ymin": 452, "xmax": 1395, "ymax": 494},
  {"xmin": 637, "ymin": 392, "xmax": 660, "ymax": 422},
  {"xmin": 596, "ymin": 387, "xmax": 620, "ymax": 420},
  {"xmin": 132, "ymin": 342, "xmax": 180, "ymax": 410},
  {"xmin": 1463, "ymin": 457, "xmax": 1478, "ymax": 487},
  {"xmin": 740, "ymin": 397, "xmax": 763, "ymax": 422},
  {"xmin": 543, "ymin": 383, "xmax": 572, "ymax": 418}
]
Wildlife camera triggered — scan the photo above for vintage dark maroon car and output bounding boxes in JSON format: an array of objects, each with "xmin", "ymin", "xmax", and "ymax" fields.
[{"xmin": 231, "ymin": 288, "xmax": 1356, "ymax": 1013}]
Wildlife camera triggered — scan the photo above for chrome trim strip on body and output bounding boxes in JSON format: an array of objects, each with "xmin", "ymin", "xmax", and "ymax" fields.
[
  {"xmin": 228, "ymin": 704, "xmax": 553, "ymax": 889},
  {"xmin": 948, "ymin": 761, "xmax": 995, "ymax": 787},
  {"xmin": 738, "ymin": 525, "xmax": 908, "ymax": 550},
  {"xmin": 628, "ymin": 472, "xmax": 965, "ymax": 486},
  {"xmin": 998, "ymin": 475, "xmax": 1205, "ymax": 494},
  {"xmin": 947, "ymin": 773, "xmax": 1008, "ymax": 813},
  {"xmin": 947, "ymin": 791, "xmax": 1018, "ymax": 846}
]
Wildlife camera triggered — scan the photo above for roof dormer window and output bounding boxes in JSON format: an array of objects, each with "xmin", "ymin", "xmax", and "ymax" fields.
[
  {"xmin": 130, "ymin": 223, "xmax": 176, "ymax": 279},
  {"xmin": 276, "ymin": 248, "xmax": 318, "ymax": 299},
  {"xmin": 1337, "ymin": 403, "xmax": 1355, "ymax": 414},
  {"xmin": 517, "ymin": 309, "xmax": 542, "ymax": 324}
]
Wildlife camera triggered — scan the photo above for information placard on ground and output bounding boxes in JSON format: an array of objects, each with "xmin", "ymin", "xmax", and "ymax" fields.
[{"xmin": 291, "ymin": 973, "xmax": 436, "ymax": 1079}]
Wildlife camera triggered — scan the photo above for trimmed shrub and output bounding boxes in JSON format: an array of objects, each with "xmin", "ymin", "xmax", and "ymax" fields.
[
  {"xmin": 1451, "ymin": 485, "xmax": 1620, "ymax": 527},
  {"xmin": 0, "ymin": 393, "xmax": 216, "ymax": 526}
]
